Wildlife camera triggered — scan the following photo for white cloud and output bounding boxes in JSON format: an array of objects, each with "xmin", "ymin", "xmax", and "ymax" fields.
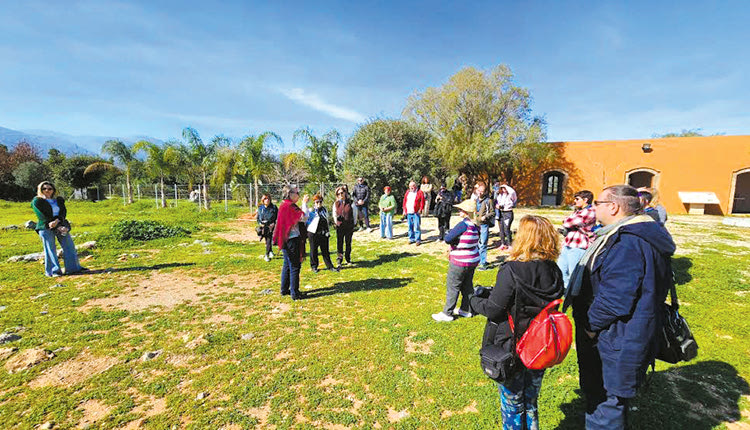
[{"xmin": 280, "ymin": 88, "xmax": 366, "ymax": 123}]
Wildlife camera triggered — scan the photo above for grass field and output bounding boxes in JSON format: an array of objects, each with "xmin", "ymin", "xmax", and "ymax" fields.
[{"xmin": 0, "ymin": 199, "xmax": 748, "ymax": 429}]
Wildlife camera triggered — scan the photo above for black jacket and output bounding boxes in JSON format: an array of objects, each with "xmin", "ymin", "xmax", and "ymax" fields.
[
  {"xmin": 471, "ymin": 260, "xmax": 564, "ymax": 351},
  {"xmin": 352, "ymin": 183, "xmax": 370, "ymax": 205},
  {"xmin": 434, "ymin": 189, "xmax": 454, "ymax": 218}
]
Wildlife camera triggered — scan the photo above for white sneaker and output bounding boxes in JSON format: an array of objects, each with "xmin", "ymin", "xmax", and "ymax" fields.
[
  {"xmin": 432, "ymin": 312, "xmax": 454, "ymax": 322},
  {"xmin": 269, "ymin": 252, "xmax": 274, "ymax": 258},
  {"xmin": 264, "ymin": 255, "xmax": 270, "ymax": 262},
  {"xmin": 456, "ymin": 310, "xmax": 473, "ymax": 318}
]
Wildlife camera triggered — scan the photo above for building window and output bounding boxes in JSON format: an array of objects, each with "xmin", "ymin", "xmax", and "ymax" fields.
[{"xmin": 541, "ymin": 171, "xmax": 565, "ymax": 206}]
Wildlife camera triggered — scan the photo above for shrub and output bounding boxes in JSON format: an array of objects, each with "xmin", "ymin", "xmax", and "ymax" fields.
[{"xmin": 110, "ymin": 220, "xmax": 191, "ymax": 241}]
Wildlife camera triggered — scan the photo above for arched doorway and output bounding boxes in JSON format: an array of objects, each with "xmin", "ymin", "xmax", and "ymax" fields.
[
  {"xmin": 731, "ymin": 169, "xmax": 750, "ymax": 214},
  {"xmin": 541, "ymin": 171, "xmax": 565, "ymax": 206},
  {"xmin": 625, "ymin": 168, "xmax": 659, "ymax": 189}
]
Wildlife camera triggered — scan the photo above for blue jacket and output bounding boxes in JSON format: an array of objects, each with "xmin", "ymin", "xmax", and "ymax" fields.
[{"xmin": 578, "ymin": 220, "xmax": 675, "ymax": 398}]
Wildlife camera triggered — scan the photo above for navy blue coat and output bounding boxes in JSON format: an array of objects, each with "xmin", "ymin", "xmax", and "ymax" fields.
[{"xmin": 574, "ymin": 220, "xmax": 675, "ymax": 398}]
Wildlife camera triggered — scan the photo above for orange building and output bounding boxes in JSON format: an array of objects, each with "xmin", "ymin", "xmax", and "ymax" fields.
[{"xmin": 514, "ymin": 135, "xmax": 750, "ymax": 215}]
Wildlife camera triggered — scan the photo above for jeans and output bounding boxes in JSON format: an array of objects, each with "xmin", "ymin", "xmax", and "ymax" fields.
[
  {"xmin": 309, "ymin": 233, "xmax": 334, "ymax": 270},
  {"xmin": 500, "ymin": 210, "xmax": 514, "ymax": 246},
  {"xmin": 557, "ymin": 246, "xmax": 587, "ymax": 289},
  {"xmin": 586, "ymin": 394, "xmax": 629, "ymax": 430},
  {"xmin": 407, "ymin": 213, "xmax": 421, "ymax": 243},
  {"xmin": 38, "ymin": 229, "xmax": 80, "ymax": 276},
  {"xmin": 336, "ymin": 226, "xmax": 353, "ymax": 264},
  {"xmin": 478, "ymin": 224, "xmax": 489, "ymax": 266},
  {"xmin": 353, "ymin": 204, "xmax": 370, "ymax": 228},
  {"xmin": 442, "ymin": 263, "xmax": 475, "ymax": 315},
  {"xmin": 499, "ymin": 367, "xmax": 545, "ymax": 430},
  {"xmin": 380, "ymin": 211, "xmax": 393, "ymax": 239},
  {"xmin": 280, "ymin": 237, "xmax": 302, "ymax": 298}
]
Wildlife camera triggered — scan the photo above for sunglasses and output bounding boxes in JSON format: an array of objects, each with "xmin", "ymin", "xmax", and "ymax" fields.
[
  {"xmin": 42, "ymin": 187, "xmax": 54, "ymax": 191},
  {"xmin": 593, "ymin": 200, "xmax": 614, "ymax": 206}
]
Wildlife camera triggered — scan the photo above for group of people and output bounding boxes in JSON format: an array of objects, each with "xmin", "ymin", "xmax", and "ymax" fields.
[
  {"xmin": 28, "ymin": 176, "xmax": 674, "ymax": 429},
  {"xmin": 430, "ymin": 183, "xmax": 672, "ymax": 429}
]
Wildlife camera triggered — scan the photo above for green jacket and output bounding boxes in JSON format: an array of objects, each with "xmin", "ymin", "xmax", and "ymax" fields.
[
  {"xmin": 31, "ymin": 196, "xmax": 67, "ymax": 231},
  {"xmin": 379, "ymin": 194, "xmax": 397, "ymax": 214}
]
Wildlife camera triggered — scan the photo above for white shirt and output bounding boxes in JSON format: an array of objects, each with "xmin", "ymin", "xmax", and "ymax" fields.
[{"xmin": 406, "ymin": 191, "xmax": 418, "ymax": 214}]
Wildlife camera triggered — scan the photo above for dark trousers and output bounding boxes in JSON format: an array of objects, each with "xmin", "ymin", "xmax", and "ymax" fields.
[
  {"xmin": 336, "ymin": 227, "xmax": 353, "ymax": 264},
  {"xmin": 309, "ymin": 232, "xmax": 334, "ymax": 270},
  {"xmin": 575, "ymin": 317, "xmax": 629, "ymax": 430},
  {"xmin": 437, "ymin": 215, "xmax": 451, "ymax": 240},
  {"xmin": 500, "ymin": 210, "xmax": 514, "ymax": 246},
  {"xmin": 264, "ymin": 233, "xmax": 273, "ymax": 255},
  {"xmin": 280, "ymin": 236, "xmax": 302, "ymax": 299},
  {"xmin": 353, "ymin": 204, "xmax": 371, "ymax": 228}
]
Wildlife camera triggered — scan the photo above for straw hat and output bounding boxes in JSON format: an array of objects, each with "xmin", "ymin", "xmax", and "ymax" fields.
[{"xmin": 454, "ymin": 199, "xmax": 476, "ymax": 213}]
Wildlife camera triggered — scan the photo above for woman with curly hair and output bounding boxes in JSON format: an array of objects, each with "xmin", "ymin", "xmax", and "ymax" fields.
[{"xmin": 31, "ymin": 181, "xmax": 83, "ymax": 277}]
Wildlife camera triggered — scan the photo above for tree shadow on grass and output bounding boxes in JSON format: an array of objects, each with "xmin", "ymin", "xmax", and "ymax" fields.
[
  {"xmin": 672, "ymin": 256, "xmax": 693, "ymax": 285},
  {"xmin": 304, "ymin": 277, "xmax": 412, "ymax": 299},
  {"xmin": 71, "ymin": 262, "xmax": 195, "ymax": 276},
  {"xmin": 557, "ymin": 360, "xmax": 750, "ymax": 430},
  {"xmin": 350, "ymin": 252, "xmax": 418, "ymax": 269}
]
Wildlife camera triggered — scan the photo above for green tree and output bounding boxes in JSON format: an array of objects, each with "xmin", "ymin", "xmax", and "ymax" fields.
[
  {"xmin": 403, "ymin": 64, "xmax": 549, "ymax": 185},
  {"xmin": 270, "ymin": 152, "xmax": 308, "ymax": 186},
  {"xmin": 56, "ymin": 155, "xmax": 108, "ymax": 195},
  {"xmin": 294, "ymin": 128, "xmax": 341, "ymax": 184},
  {"xmin": 83, "ymin": 139, "xmax": 139, "ymax": 204},
  {"xmin": 236, "ymin": 131, "xmax": 282, "ymax": 207},
  {"xmin": 344, "ymin": 119, "xmax": 443, "ymax": 207},
  {"xmin": 182, "ymin": 127, "xmax": 216, "ymax": 210},
  {"xmin": 652, "ymin": 128, "xmax": 705, "ymax": 138},
  {"xmin": 13, "ymin": 161, "xmax": 51, "ymax": 191},
  {"xmin": 133, "ymin": 140, "xmax": 181, "ymax": 208}
]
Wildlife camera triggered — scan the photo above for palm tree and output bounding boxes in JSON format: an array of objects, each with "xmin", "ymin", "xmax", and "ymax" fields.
[
  {"xmin": 293, "ymin": 128, "xmax": 342, "ymax": 184},
  {"xmin": 133, "ymin": 140, "xmax": 180, "ymax": 208},
  {"xmin": 237, "ymin": 131, "xmax": 282, "ymax": 207},
  {"xmin": 182, "ymin": 127, "xmax": 216, "ymax": 210},
  {"xmin": 270, "ymin": 152, "xmax": 308, "ymax": 186},
  {"xmin": 84, "ymin": 139, "xmax": 138, "ymax": 203}
]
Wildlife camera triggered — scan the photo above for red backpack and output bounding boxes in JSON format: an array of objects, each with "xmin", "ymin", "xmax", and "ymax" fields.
[{"xmin": 510, "ymin": 298, "xmax": 573, "ymax": 369}]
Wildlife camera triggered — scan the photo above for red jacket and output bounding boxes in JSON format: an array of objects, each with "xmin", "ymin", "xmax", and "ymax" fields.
[{"xmin": 402, "ymin": 189, "xmax": 425, "ymax": 214}]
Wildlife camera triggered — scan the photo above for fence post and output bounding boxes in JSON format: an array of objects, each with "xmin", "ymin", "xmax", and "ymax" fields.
[
  {"xmin": 122, "ymin": 184, "xmax": 126, "ymax": 206},
  {"xmin": 137, "ymin": 184, "xmax": 141, "ymax": 201},
  {"xmin": 197, "ymin": 186, "xmax": 201, "ymax": 210},
  {"xmin": 174, "ymin": 185, "xmax": 178, "ymax": 207},
  {"xmin": 154, "ymin": 184, "xmax": 158, "ymax": 208},
  {"xmin": 96, "ymin": 186, "xmax": 100, "ymax": 201},
  {"xmin": 224, "ymin": 183, "xmax": 228, "ymax": 212},
  {"xmin": 109, "ymin": 184, "xmax": 112, "ymax": 198}
]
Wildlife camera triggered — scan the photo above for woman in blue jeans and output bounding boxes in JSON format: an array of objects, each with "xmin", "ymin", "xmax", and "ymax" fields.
[
  {"xmin": 31, "ymin": 181, "xmax": 82, "ymax": 277},
  {"xmin": 272, "ymin": 187, "xmax": 309, "ymax": 300},
  {"xmin": 471, "ymin": 215, "xmax": 564, "ymax": 429}
]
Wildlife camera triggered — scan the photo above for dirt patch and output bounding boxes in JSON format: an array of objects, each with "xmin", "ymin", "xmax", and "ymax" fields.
[
  {"xmin": 246, "ymin": 404, "xmax": 272, "ymax": 428},
  {"xmin": 204, "ymin": 314, "xmax": 235, "ymax": 324},
  {"xmin": 216, "ymin": 220, "xmax": 260, "ymax": 243},
  {"xmin": 4, "ymin": 348, "xmax": 53, "ymax": 374},
  {"xmin": 82, "ymin": 271, "xmax": 268, "ymax": 312},
  {"xmin": 387, "ymin": 407, "xmax": 409, "ymax": 423},
  {"xmin": 441, "ymin": 400, "xmax": 479, "ymax": 418},
  {"xmin": 0, "ymin": 347, "xmax": 17, "ymax": 361},
  {"xmin": 29, "ymin": 350, "xmax": 118, "ymax": 388},
  {"xmin": 405, "ymin": 333, "xmax": 434, "ymax": 354},
  {"xmin": 166, "ymin": 354, "xmax": 195, "ymax": 367},
  {"xmin": 77, "ymin": 399, "xmax": 112, "ymax": 428},
  {"xmin": 319, "ymin": 375, "xmax": 344, "ymax": 387}
]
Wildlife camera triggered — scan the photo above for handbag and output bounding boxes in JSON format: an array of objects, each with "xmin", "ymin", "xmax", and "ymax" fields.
[
  {"xmin": 656, "ymin": 277, "xmax": 698, "ymax": 363},
  {"xmin": 478, "ymin": 279, "xmax": 520, "ymax": 383},
  {"xmin": 512, "ymin": 298, "xmax": 573, "ymax": 369}
]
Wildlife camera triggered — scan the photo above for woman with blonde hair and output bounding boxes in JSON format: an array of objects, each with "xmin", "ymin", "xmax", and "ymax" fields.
[
  {"xmin": 471, "ymin": 215, "xmax": 564, "ymax": 429},
  {"xmin": 31, "ymin": 181, "xmax": 83, "ymax": 277},
  {"xmin": 420, "ymin": 176, "xmax": 433, "ymax": 217}
]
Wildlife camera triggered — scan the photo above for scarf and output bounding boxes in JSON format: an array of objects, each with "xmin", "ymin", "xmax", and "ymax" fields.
[
  {"xmin": 273, "ymin": 199, "xmax": 304, "ymax": 251},
  {"xmin": 563, "ymin": 214, "xmax": 654, "ymax": 311}
]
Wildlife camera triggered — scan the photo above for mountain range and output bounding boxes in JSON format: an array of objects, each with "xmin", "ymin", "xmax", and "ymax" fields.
[{"xmin": 0, "ymin": 126, "xmax": 164, "ymax": 157}]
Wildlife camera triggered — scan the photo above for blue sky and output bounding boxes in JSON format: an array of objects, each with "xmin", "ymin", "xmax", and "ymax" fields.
[{"xmin": 1, "ymin": 0, "xmax": 748, "ymax": 151}]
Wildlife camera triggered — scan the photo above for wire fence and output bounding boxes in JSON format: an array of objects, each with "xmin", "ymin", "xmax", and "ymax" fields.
[{"xmin": 75, "ymin": 183, "xmax": 348, "ymax": 211}]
